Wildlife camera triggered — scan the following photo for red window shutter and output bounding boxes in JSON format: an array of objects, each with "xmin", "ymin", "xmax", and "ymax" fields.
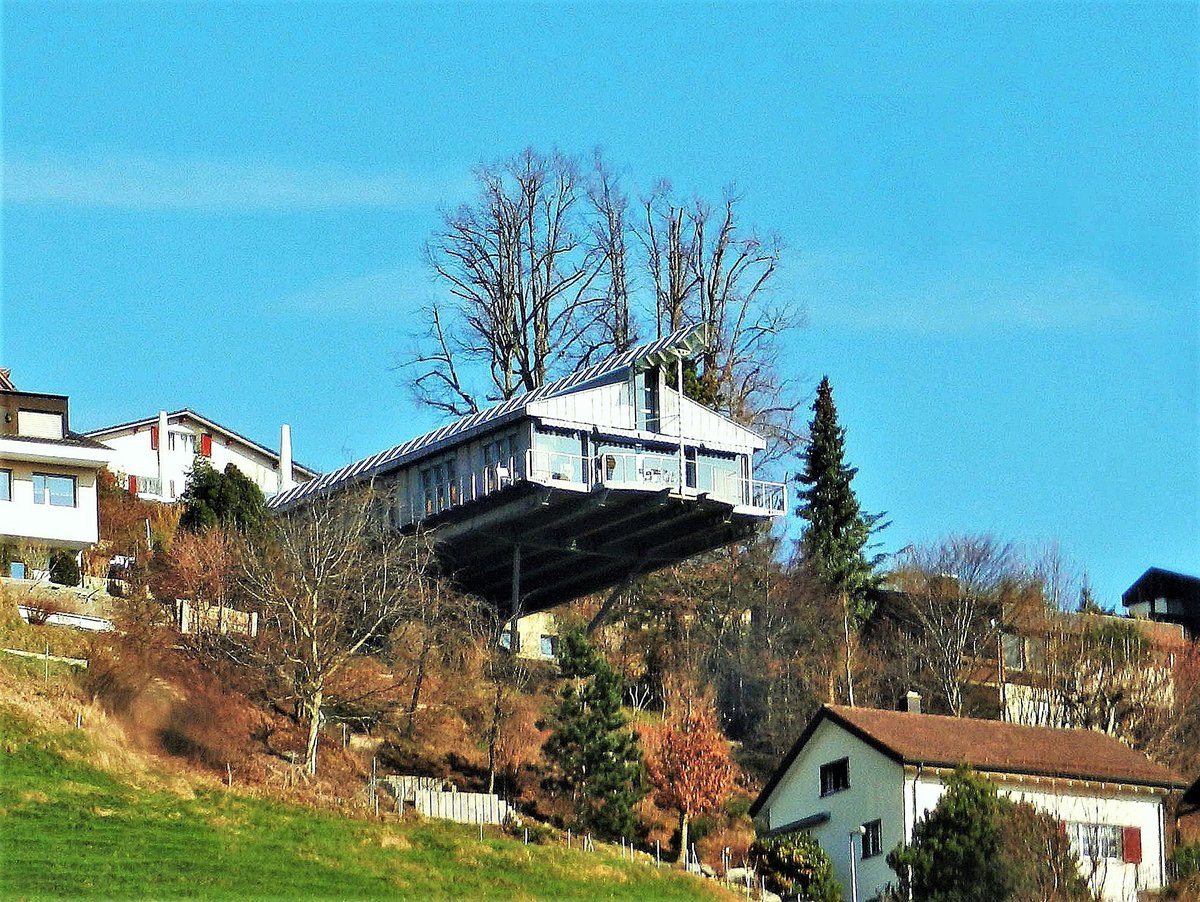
[
  {"xmin": 150, "ymin": 426, "xmax": 159, "ymax": 450},
  {"xmin": 1122, "ymin": 826, "xmax": 1142, "ymax": 864},
  {"xmin": 200, "ymin": 433, "xmax": 212, "ymax": 457},
  {"xmin": 128, "ymin": 475, "xmax": 138, "ymax": 495}
]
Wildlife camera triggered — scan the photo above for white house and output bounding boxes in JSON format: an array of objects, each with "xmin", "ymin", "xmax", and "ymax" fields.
[
  {"xmin": 750, "ymin": 701, "xmax": 1187, "ymax": 902},
  {"xmin": 0, "ymin": 382, "xmax": 113, "ymax": 573},
  {"xmin": 271, "ymin": 324, "xmax": 786, "ymax": 620},
  {"xmin": 86, "ymin": 409, "xmax": 317, "ymax": 503}
]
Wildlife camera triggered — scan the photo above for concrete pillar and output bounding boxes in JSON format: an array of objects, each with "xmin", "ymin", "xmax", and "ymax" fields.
[{"xmin": 279, "ymin": 424, "xmax": 295, "ymax": 494}]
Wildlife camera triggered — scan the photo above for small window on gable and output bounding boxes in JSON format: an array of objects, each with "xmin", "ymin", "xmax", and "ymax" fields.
[{"xmin": 820, "ymin": 757, "xmax": 850, "ymax": 797}]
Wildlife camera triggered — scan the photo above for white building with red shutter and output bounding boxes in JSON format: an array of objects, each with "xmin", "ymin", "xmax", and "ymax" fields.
[
  {"xmin": 86, "ymin": 409, "xmax": 317, "ymax": 503},
  {"xmin": 750, "ymin": 701, "xmax": 1187, "ymax": 902}
]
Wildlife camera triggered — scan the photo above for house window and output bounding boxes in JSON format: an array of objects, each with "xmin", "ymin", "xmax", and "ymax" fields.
[
  {"xmin": 819, "ymin": 757, "xmax": 850, "ymax": 796},
  {"xmin": 32, "ymin": 473, "xmax": 76, "ymax": 507},
  {"xmin": 540, "ymin": 635, "xmax": 558, "ymax": 659},
  {"xmin": 18, "ymin": 409, "xmax": 64, "ymax": 440},
  {"xmin": 641, "ymin": 368, "xmax": 661, "ymax": 431},
  {"xmin": 1066, "ymin": 822, "xmax": 1123, "ymax": 861},
  {"xmin": 862, "ymin": 819, "xmax": 883, "ymax": 858},
  {"xmin": 1002, "ymin": 633, "xmax": 1025, "ymax": 670},
  {"xmin": 0, "ymin": 469, "xmax": 10, "ymax": 501},
  {"xmin": 168, "ymin": 431, "xmax": 196, "ymax": 454}
]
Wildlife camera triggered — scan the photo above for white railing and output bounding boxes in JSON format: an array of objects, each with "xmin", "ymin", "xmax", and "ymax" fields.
[
  {"xmin": 116, "ymin": 473, "xmax": 162, "ymax": 496},
  {"xmin": 391, "ymin": 449, "xmax": 786, "ymax": 529}
]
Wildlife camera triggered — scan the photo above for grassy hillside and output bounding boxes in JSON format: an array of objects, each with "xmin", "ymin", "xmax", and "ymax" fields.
[{"xmin": 0, "ymin": 703, "xmax": 735, "ymax": 900}]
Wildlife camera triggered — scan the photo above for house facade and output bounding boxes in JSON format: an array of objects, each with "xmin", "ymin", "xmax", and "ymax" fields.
[
  {"xmin": 1123, "ymin": 568, "xmax": 1200, "ymax": 641},
  {"xmin": 271, "ymin": 325, "xmax": 786, "ymax": 613},
  {"xmin": 87, "ymin": 410, "xmax": 316, "ymax": 503},
  {"xmin": 0, "ymin": 384, "xmax": 112, "ymax": 571},
  {"xmin": 750, "ymin": 703, "xmax": 1186, "ymax": 902}
]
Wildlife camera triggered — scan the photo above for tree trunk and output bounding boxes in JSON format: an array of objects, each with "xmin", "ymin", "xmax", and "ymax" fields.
[
  {"xmin": 677, "ymin": 811, "xmax": 690, "ymax": 867},
  {"xmin": 304, "ymin": 686, "xmax": 323, "ymax": 776},
  {"xmin": 486, "ymin": 680, "xmax": 503, "ymax": 794},
  {"xmin": 406, "ymin": 636, "xmax": 432, "ymax": 737},
  {"xmin": 843, "ymin": 595, "xmax": 856, "ymax": 707}
]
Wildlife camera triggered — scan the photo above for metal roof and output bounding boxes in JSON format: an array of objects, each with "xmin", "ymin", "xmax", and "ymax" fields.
[{"xmin": 270, "ymin": 323, "xmax": 709, "ymax": 510}]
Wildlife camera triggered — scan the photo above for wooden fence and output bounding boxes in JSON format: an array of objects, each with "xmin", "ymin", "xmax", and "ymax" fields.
[{"xmin": 412, "ymin": 789, "xmax": 512, "ymax": 826}]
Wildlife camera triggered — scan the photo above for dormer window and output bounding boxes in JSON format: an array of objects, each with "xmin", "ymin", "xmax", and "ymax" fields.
[{"xmin": 18, "ymin": 409, "xmax": 64, "ymax": 440}]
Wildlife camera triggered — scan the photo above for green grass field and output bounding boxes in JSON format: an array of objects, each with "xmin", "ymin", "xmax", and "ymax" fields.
[{"xmin": 0, "ymin": 708, "xmax": 732, "ymax": 901}]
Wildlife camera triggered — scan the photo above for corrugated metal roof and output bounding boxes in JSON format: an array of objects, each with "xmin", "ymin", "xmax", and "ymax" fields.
[{"xmin": 270, "ymin": 323, "xmax": 709, "ymax": 509}]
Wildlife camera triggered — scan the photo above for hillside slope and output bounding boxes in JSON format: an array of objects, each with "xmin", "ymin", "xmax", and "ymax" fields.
[{"xmin": 0, "ymin": 667, "xmax": 735, "ymax": 901}]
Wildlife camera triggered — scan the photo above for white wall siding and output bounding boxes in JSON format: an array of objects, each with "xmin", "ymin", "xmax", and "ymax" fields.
[
  {"xmin": 0, "ymin": 461, "xmax": 101, "ymax": 549},
  {"xmin": 529, "ymin": 380, "xmax": 634, "ymax": 433},
  {"xmin": 99, "ymin": 416, "xmax": 304, "ymax": 501},
  {"xmin": 763, "ymin": 720, "xmax": 905, "ymax": 901},
  {"xmin": 910, "ymin": 774, "xmax": 1168, "ymax": 902}
]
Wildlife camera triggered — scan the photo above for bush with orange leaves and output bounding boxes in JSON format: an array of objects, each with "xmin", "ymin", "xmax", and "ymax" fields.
[{"xmin": 645, "ymin": 693, "xmax": 736, "ymax": 865}]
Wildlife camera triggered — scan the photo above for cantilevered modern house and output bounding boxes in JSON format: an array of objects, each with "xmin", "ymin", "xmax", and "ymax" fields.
[{"xmin": 270, "ymin": 325, "xmax": 786, "ymax": 615}]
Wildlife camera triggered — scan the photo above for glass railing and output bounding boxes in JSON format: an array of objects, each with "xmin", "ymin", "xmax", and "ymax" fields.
[{"xmin": 390, "ymin": 450, "xmax": 787, "ymax": 528}]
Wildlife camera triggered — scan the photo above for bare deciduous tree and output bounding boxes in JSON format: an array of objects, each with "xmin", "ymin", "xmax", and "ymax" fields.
[
  {"xmin": 890, "ymin": 535, "xmax": 1030, "ymax": 717},
  {"xmin": 588, "ymin": 154, "xmax": 635, "ymax": 354},
  {"xmin": 237, "ymin": 486, "xmax": 436, "ymax": 774},
  {"xmin": 411, "ymin": 149, "xmax": 606, "ymax": 415},
  {"xmin": 407, "ymin": 149, "xmax": 803, "ymax": 458}
]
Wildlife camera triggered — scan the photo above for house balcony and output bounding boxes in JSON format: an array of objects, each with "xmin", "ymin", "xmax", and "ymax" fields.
[{"xmin": 396, "ymin": 448, "xmax": 786, "ymax": 529}]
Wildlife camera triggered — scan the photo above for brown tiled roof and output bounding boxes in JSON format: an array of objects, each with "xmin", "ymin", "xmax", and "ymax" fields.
[
  {"xmin": 828, "ymin": 705, "xmax": 1187, "ymax": 788},
  {"xmin": 751, "ymin": 705, "xmax": 1188, "ymax": 817}
]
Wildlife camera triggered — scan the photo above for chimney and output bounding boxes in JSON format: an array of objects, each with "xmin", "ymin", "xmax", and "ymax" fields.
[
  {"xmin": 157, "ymin": 409, "xmax": 169, "ymax": 497},
  {"xmin": 903, "ymin": 691, "xmax": 922, "ymax": 715},
  {"xmin": 278, "ymin": 424, "xmax": 295, "ymax": 494}
]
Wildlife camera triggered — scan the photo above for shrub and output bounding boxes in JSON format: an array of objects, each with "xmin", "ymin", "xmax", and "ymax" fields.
[
  {"xmin": 48, "ymin": 551, "xmax": 80, "ymax": 587},
  {"xmin": 888, "ymin": 766, "xmax": 1091, "ymax": 902},
  {"xmin": 750, "ymin": 832, "xmax": 841, "ymax": 902},
  {"xmin": 1173, "ymin": 843, "xmax": 1200, "ymax": 880}
]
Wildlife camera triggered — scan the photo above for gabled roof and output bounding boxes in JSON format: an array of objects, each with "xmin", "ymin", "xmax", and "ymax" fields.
[
  {"xmin": 270, "ymin": 323, "xmax": 714, "ymax": 510},
  {"xmin": 1181, "ymin": 775, "xmax": 1200, "ymax": 816},
  {"xmin": 1122, "ymin": 567, "xmax": 1200, "ymax": 609},
  {"xmin": 86, "ymin": 409, "xmax": 318, "ymax": 478},
  {"xmin": 751, "ymin": 705, "xmax": 1188, "ymax": 817}
]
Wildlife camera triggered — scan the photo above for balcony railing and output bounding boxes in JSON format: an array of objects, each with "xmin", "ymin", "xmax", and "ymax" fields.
[
  {"xmin": 392, "ymin": 449, "xmax": 786, "ymax": 528},
  {"xmin": 116, "ymin": 473, "xmax": 163, "ymax": 497}
]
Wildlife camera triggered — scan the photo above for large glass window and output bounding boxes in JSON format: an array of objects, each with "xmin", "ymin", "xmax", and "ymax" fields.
[
  {"xmin": 32, "ymin": 473, "xmax": 77, "ymax": 507},
  {"xmin": 0, "ymin": 470, "xmax": 10, "ymax": 501}
]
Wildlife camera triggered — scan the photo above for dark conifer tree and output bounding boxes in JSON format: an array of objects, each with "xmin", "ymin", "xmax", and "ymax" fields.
[
  {"xmin": 179, "ymin": 458, "xmax": 269, "ymax": 534},
  {"xmin": 541, "ymin": 628, "xmax": 647, "ymax": 841},
  {"xmin": 795, "ymin": 376, "xmax": 884, "ymax": 624}
]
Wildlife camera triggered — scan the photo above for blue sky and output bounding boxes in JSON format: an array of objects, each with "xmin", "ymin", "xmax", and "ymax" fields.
[{"xmin": 3, "ymin": 1, "xmax": 1196, "ymax": 607}]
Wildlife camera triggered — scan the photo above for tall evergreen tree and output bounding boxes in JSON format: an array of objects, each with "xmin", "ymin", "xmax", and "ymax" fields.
[
  {"xmin": 795, "ymin": 376, "xmax": 883, "ymax": 623},
  {"xmin": 541, "ymin": 628, "xmax": 647, "ymax": 841}
]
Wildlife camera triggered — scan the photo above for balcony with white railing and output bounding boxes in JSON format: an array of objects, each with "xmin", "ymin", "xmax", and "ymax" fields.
[{"xmin": 394, "ymin": 449, "xmax": 786, "ymax": 529}]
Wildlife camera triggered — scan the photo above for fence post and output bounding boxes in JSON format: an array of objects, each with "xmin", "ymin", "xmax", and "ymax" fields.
[
  {"xmin": 656, "ymin": 839, "xmax": 661, "ymax": 867},
  {"xmin": 568, "ymin": 829, "xmax": 572, "ymax": 849},
  {"xmin": 44, "ymin": 642, "xmax": 50, "ymax": 683}
]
